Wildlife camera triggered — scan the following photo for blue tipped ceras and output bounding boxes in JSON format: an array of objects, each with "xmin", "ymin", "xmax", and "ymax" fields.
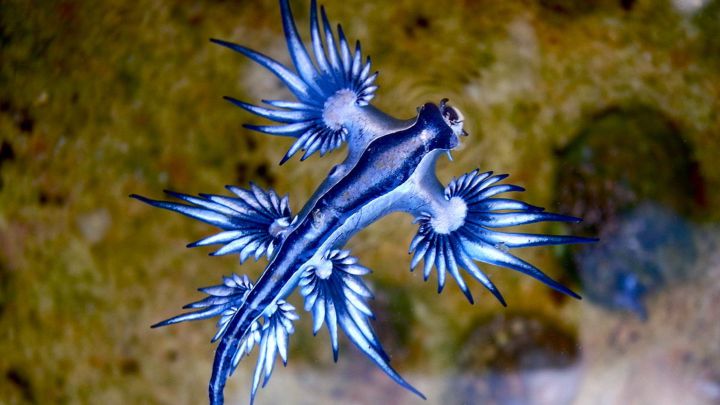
[{"xmin": 131, "ymin": 1, "xmax": 596, "ymax": 403}]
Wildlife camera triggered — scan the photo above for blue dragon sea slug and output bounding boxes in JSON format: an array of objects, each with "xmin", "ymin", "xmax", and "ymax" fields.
[{"xmin": 131, "ymin": 1, "xmax": 595, "ymax": 403}]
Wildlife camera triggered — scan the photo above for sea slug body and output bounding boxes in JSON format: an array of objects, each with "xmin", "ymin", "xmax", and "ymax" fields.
[{"xmin": 131, "ymin": 1, "xmax": 595, "ymax": 403}]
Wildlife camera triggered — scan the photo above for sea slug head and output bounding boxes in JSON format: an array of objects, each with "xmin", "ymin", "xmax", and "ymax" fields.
[
  {"xmin": 439, "ymin": 98, "xmax": 467, "ymax": 139},
  {"xmin": 416, "ymin": 99, "xmax": 466, "ymax": 152}
]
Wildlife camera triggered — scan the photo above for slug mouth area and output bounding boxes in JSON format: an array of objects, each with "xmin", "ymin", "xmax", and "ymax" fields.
[{"xmin": 439, "ymin": 98, "xmax": 467, "ymax": 139}]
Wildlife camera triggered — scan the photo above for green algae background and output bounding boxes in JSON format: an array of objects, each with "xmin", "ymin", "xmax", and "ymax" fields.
[{"xmin": 1, "ymin": 0, "xmax": 720, "ymax": 404}]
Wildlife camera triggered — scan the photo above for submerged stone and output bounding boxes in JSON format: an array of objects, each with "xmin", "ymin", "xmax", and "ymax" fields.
[
  {"xmin": 447, "ymin": 312, "xmax": 580, "ymax": 404},
  {"xmin": 556, "ymin": 105, "xmax": 703, "ymax": 318}
]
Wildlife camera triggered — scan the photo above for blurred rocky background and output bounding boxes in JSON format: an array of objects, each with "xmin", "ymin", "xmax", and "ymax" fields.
[{"xmin": 1, "ymin": 0, "xmax": 719, "ymax": 403}]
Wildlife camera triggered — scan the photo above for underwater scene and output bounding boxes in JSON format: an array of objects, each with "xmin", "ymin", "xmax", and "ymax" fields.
[{"xmin": 2, "ymin": 0, "xmax": 720, "ymax": 404}]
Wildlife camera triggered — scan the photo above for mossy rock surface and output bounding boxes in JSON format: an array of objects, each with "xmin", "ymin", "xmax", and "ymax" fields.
[{"xmin": 1, "ymin": 0, "xmax": 720, "ymax": 403}]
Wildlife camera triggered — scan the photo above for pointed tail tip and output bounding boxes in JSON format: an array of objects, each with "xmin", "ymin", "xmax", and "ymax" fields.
[
  {"xmin": 393, "ymin": 374, "xmax": 427, "ymax": 401},
  {"xmin": 223, "ymin": 96, "xmax": 245, "ymax": 108},
  {"xmin": 210, "ymin": 38, "xmax": 247, "ymax": 53},
  {"xmin": 488, "ymin": 288, "xmax": 507, "ymax": 307},
  {"xmin": 407, "ymin": 383, "xmax": 427, "ymax": 401},
  {"xmin": 151, "ymin": 320, "xmax": 170, "ymax": 328},
  {"xmin": 129, "ymin": 194, "xmax": 156, "ymax": 206},
  {"xmin": 209, "ymin": 38, "xmax": 233, "ymax": 50},
  {"xmin": 560, "ymin": 285, "xmax": 582, "ymax": 300}
]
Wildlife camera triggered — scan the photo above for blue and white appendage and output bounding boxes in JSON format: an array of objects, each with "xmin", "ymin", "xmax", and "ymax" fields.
[
  {"xmin": 299, "ymin": 249, "xmax": 425, "ymax": 398},
  {"xmin": 131, "ymin": 184, "xmax": 292, "ymax": 262},
  {"xmin": 410, "ymin": 170, "xmax": 590, "ymax": 305},
  {"xmin": 150, "ymin": 272, "xmax": 298, "ymax": 404},
  {"xmin": 213, "ymin": 0, "xmax": 379, "ymax": 164}
]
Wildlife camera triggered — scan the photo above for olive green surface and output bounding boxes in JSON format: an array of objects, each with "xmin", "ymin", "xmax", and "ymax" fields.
[{"xmin": 1, "ymin": 0, "xmax": 719, "ymax": 404}]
